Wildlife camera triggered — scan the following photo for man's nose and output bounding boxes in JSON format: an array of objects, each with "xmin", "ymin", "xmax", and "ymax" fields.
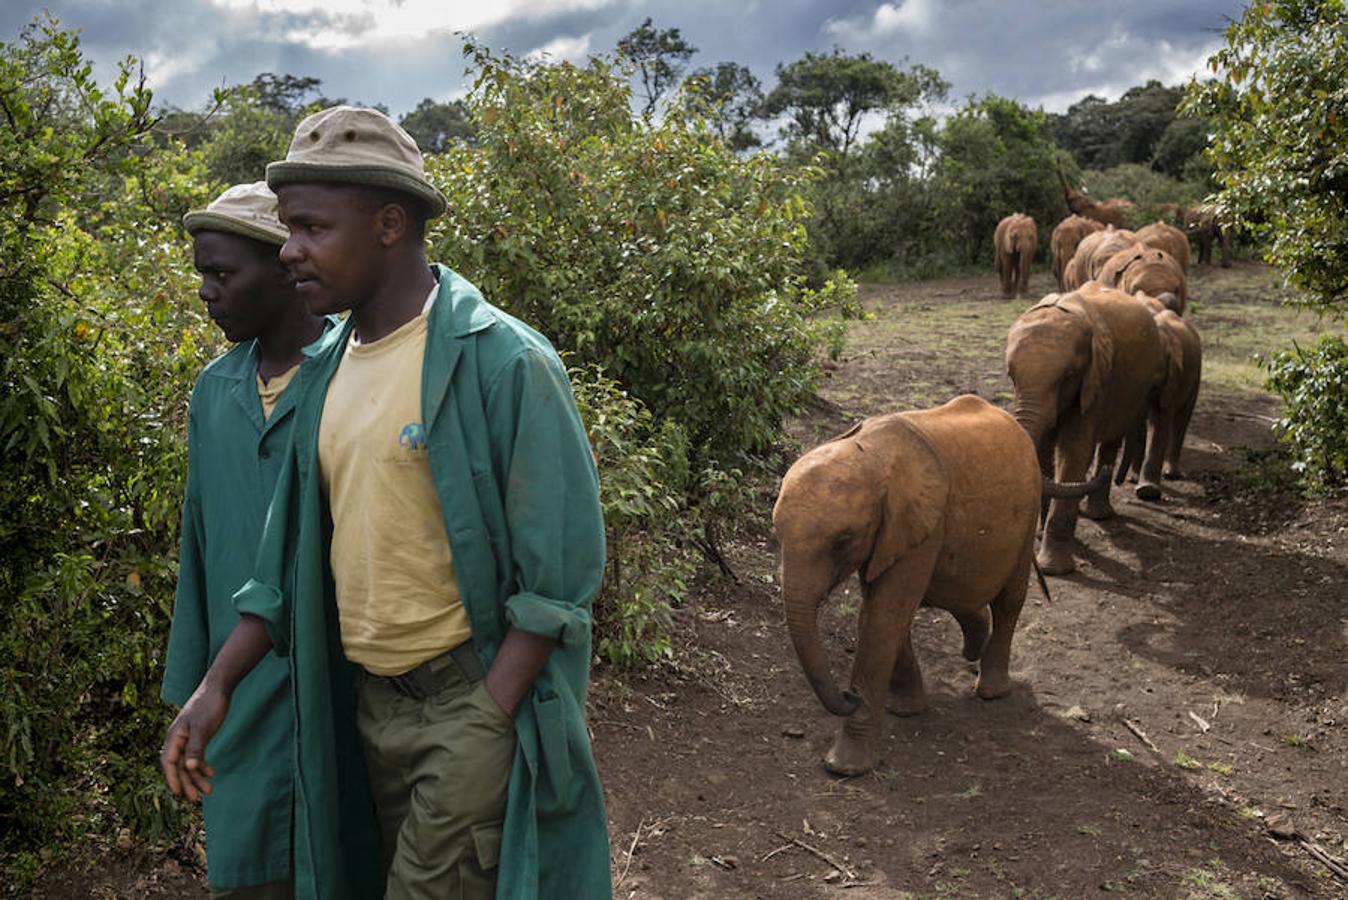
[
  {"xmin": 198, "ymin": 282, "xmax": 217, "ymax": 304},
  {"xmin": 279, "ymin": 236, "xmax": 302, "ymax": 266}
]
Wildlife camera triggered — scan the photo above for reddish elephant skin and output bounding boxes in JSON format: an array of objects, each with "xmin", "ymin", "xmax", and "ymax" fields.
[
  {"xmin": 1005, "ymin": 284, "xmax": 1167, "ymax": 575},
  {"xmin": 1051, "ymin": 214, "xmax": 1104, "ymax": 291},
  {"xmin": 772, "ymin": 395, "xmax": 1040, "ymax": 776},
  {"xmin": 1061, "ymin": 226, "xmax": 1136, "ymax": 291},
  {"xmin": 995, "ymin": 213, "xmax": 1037, "ymax": 298}
]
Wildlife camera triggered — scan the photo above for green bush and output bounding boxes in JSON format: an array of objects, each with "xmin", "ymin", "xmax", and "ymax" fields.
[
  {"xmin": 570, "ymin": 366, "xmax": 691, "ymax": 666},
  {"xmin": 1262, "ymin": 334, "xmax": 1348, "ymax": 494},
  {"xmin": 0, "ymin": 18, "xmax": 218, "ymax": 872},
  {"xmin": 428, "ymin": 45, "xmax": 856, "ymax": 485},
  {"xmin": 1078, "ymin": 163, "xmax": 1205, "ymax": 218}
]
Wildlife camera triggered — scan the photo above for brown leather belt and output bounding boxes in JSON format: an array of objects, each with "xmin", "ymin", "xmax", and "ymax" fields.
[{"xmin": 362, "ymin": 641, "xmax": 484, "ymax": 700}]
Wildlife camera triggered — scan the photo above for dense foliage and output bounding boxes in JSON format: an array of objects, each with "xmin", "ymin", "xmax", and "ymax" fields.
[
  {"xmin": 1263, "ymin": 336, "xmax": 1348, "ymax": 493},
  {"xmin": 0, "ymin": 19, "xmax": 217, "ymax": 871},
  {"xmin": 1187, "ymin": 0, "xmax": 1348, "ymax": 492}
]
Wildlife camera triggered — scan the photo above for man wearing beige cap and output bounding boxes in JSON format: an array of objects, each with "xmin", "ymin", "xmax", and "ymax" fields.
[
  {"xmin": 163, "ymin": 108, "xmax": 612, "ymax": 900},
  {"xmin": 161, "ymin": 182, "xmax": 380, "ymax": 898}
]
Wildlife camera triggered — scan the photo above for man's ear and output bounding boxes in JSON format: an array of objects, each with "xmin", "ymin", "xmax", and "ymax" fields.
[{"xmin": 374, "ymin": 202, "xmax": 408, "ymax": 248}]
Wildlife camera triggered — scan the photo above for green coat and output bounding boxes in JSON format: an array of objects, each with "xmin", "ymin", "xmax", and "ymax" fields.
[
  {"xmin": 161, "ymin": 339, "xmax": 300, "ymax": 889},
  {"xmin": 234, "ymin": 265, "xmax": 612, "ymax": 900}
]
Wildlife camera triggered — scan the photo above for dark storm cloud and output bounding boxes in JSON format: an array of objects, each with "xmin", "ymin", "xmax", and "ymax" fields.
[{"xmin": 1, "ymin": 1, "xmax": 1247, "ymax": 116}]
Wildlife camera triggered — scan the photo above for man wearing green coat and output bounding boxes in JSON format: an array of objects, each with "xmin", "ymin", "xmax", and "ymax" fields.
[
  {"xmin": 163, "ymin": 107, "xmax": 612, "ymax": 900},
  {"xmin": 161, "ymin": 182, "xmax": 380, "ymax": 898}
]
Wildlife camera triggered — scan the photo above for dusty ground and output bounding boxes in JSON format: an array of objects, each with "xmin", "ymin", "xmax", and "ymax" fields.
[
  {"xmin": 30, "ymin": 263, "xmax": 1347, "ymax": 898},
  {"xmin": 593, "ymin": 263, "xmax": 1347, "ymax": 900}
]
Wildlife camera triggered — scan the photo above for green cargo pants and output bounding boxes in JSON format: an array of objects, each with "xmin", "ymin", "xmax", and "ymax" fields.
[{"xmin": 355, "ymin": 663, "xmax": 515, "ymax": 900}]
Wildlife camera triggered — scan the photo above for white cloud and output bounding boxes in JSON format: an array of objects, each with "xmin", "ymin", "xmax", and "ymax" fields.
[
  {"xmin": 206, "ymin": 0, "xmax": 617, "ymax": 50},
  {"xmin": 526, "ymin": 32, "xmax": 592, "ymax": 63},
  {"xmin": 826, "ymin": 0, "xmax": 938, "ymax": 41}
]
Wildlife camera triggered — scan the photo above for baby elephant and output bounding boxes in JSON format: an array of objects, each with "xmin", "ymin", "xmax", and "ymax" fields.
[{"xmin": 773, "ymin": 396, "xmax": 1041, "ymax": 776}]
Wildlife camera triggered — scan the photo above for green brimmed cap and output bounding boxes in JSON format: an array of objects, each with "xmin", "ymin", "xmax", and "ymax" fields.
[
  {"xmin": 265, "ymin": 105, "xmax": 446, "ymax": 217},
  {"xmin": 183, "ymin": 181, "xmax": 288, "ymax": 245}
]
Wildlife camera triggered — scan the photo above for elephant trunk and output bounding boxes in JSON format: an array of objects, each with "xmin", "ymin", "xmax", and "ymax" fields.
[
  {"xmin": 782, "ymin": 566, "xmax": 860, "ymax": 717},
  {"xmin": 1010, "ymin": 396, "xmax": 1051, "ymax": 448},
  {"xmin": 1043, "ymin": 465, "xmax": 1112, "ymax": 498}
]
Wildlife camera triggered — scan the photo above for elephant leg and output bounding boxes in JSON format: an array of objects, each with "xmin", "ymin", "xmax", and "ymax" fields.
[
  {"xmin": 1038, "ymin": 426, "xmax": 1094, "ymax": 575},
  {"xmin": 1000, "ymin": 261, "xmax": 1015, "ymax": 299},
  {"xmin": 1017, "ymin": 252, "xmax": 1032, "ymax": 298},
  {"xmin": 1082, "ymin": 440, "xmax": 1119, "ymax": 520},
  {"xmin": 1036, "ymin": 436, "xmax": 1055, "ymax": 532},
  {"xmin": 954, "ymin": 607, "xmax": 990, "ymax": 661},
  {"xmin": 1136, "ymin": 410, "xmax": 1170, "ymax": 501},
  {"xmin": 1166, "ymin": 394, "xmax": 1198, "ymax": 478},
  {"xmin": 887, "ymin": 632, "xmax": 928, "ymax": 717},
  {"xmin": 1218, "ymin": 227, "xmax": 1232, "ymax": 268},
  {"xmin": 826, "ymin": 538, "xmax": 940, "ymax": 777},
  {"xmin": 978, "ymin": 539, "xmax": 1031, "ymax": 700}
]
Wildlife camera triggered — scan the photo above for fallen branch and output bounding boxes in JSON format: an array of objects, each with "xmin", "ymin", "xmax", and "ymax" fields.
[
  {"xmin": 1299, "ymin": 837, "xmax": 1348, "ymax": 882},
  {"xmin": 1188, "ymin": 710, "xmax": 1211, "ymax": 733},
  {"xmin": 760, "ymin": 843, "xmax": 793, "ymax": 863},
  {"xmin": 774, "ymin": 831, "xmax": 856, "ymax": 881},
  {"xmin": 1123, "ymin": 718, "xmax": 1162, "ymax": 755},
  {"xmin": 615, "ymin": 817, "xmax": 647, "ymax": 890}
]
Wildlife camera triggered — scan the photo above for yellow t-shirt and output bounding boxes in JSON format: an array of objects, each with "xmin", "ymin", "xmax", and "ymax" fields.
[
  {"xmin": 256, "ymin": 363, "xmax": 299, "ymax": 421},
  {"xmin": 317, "ymin": 306, "xmax": 470, "ymax": 675}
]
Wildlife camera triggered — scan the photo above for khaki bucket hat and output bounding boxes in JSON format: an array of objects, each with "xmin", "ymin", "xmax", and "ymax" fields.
[
  {"xmin": 266, "ymin": 105, "xmax": 446, "ymax": 217},
  {"xmin": 183, "ymin": 181, "xmax": 289, "ymax": 245}
]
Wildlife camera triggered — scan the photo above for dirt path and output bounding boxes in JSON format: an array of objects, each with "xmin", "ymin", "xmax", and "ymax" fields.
[{"xmin": 593, "ymin": 264, "xmax": 1347, "ymax": 899}]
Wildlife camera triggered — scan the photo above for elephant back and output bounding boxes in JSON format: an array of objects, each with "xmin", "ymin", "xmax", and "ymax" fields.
[
  {"xmin": 1051, "ymin": 215, "xmax": 1104, "ymax": 287},
  {"xmin": 1135, "ymin": 221, "xmax": 1190, "ymax": 270},
  {"xmin": 1062, "ymin": 227, "xmax": 1135, "ymax": 290}
]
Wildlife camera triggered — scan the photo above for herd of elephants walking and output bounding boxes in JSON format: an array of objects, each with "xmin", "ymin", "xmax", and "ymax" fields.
[{"xmin": 771, "ymin": 175, "xmax": 1226, "ymax": 777}]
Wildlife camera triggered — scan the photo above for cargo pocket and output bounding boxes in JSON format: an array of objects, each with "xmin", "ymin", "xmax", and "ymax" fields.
[{"xmin": 457, "ymin": 820, "xmax": 503, "ymax": 900}]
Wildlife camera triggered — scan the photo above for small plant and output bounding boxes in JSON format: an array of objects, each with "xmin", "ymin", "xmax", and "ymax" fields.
[
  {"xmin": 1280, "ymin": 733, "xmax": 1308, "ymax": 748},
  {"xmin": 1175, "ymin": 749, "xmax": 1202, "ymax": 770},
  {"xmin": 1263, "ymin": 334, "xmax": 1348, "ymax": 495},
  {"xmin": 1207, "ymin": 761, "xmax": 1234, "ymax": 776},
  {"xmin": 1110, "ymin": 748, "xmax": 1135, "ymax": 763}
]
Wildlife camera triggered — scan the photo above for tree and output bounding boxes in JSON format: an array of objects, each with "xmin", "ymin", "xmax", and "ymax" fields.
[
  {"xmin": 685, "ymin": 61, "xmax": 763, "ymax": 151},
  {"xmin": 761, "ymin": 49, "xmax": 945, "ymax": 158},
  {"xmin": 935, "ymin": 95, "xmax": 1067, "ymax": 265},
  {"xmin": 399, "ymin": 97, "xmax": 476, "ymax": 152},
  {"xmin": 1186, "ymin": 0, "xmax": 1348, "ymax": 316},
  {"xmin": 1186, "ymin": 0, "xmax": 1348, "ymax": 493},
  {"xmin": 247, "ymin": 71, "xmax": 321, "ymax": 115},
  {"xmin": 615, "ymin": 17, "xmax": 697, "ymax": 120},
  {"xmin": 1047, "ymin": 81, "xmax": 1188, "ymax": 171}
]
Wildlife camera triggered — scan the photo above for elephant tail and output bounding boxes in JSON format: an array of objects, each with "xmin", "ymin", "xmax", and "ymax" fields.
[
  {"xmin": 1032, "ymin": 557, "xmax": 1053, "ymax": 603},
  {"xmin": 1041, "ymin": 464, "xmax": 1112, "ymax": 499}
]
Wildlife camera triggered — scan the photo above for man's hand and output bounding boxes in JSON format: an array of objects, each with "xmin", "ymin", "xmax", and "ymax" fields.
[{"xmin": 161, "ymin": 685, "xmax": 229, "ymax": 801}]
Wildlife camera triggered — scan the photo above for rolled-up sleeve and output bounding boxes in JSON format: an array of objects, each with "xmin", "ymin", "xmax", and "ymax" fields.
[{"xmin": 487, "ymin": 347, "xmax": 605, "ymax": 648}]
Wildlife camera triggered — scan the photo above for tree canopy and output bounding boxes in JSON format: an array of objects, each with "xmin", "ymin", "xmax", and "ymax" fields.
[{"xmin": 616, "ymin": 17, "xmax": 697, "ymax": 120}]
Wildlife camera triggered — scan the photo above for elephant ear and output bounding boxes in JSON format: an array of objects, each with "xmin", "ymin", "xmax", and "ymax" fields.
[
  {"xmin": 1157, "ymin": 315, "xmax": 1187, "ymax": 412},
  {"xmin": 863, "ymin": 421, "xmax": 948, "ymax": 584},
  {"xmin": 1071, "ymin": 296, "xmax": 1114, "ymax": 415}
]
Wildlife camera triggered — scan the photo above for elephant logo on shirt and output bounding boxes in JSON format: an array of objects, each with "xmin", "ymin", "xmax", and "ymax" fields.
[{"xmin": 398, "ymin": 422, "xmax": 427, "ymax": 452}]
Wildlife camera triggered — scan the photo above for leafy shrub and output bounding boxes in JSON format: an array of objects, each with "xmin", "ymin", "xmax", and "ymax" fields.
[
  {"xmin": 1078, "ymin": 163, "xmax": 1205, "ymax": 214},
  {"xmin": 570, "ymin": 366, "xmax": 692, "ymax": 666},
  {"xmin": 1262, "ymin": 334, "xmax": 1348, "ymax": 494},
  {"xmin": 0, "ymin": 18, "xmax": 217, "ymax": 870}
]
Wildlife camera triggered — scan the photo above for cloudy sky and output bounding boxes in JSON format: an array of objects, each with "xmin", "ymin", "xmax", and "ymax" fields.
[{"xmin": 2, "ymin": 1, "xmax": 1245, "ymax": 117}]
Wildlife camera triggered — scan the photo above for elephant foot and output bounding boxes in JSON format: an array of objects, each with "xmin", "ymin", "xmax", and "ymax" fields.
[
  {"xmin": 1164, "ymin": 465, "xmax": 1184, "ymax": 480},
  {"xmin": 1135, "ymin": 481, "xmax": 1162, "ymax": 502},
  {"xmin": 887, "ymin": 691, "xmax": 929, "ymax": 717},
  {"xmin": 976, "ymin": 670, "xmax": 1012, "ymax": 700},
  {"xmin": 1081, "ymin": 497, "xmax": 1115, "ymax": 520},
  {"xmin": 1036, "ymin": 543, "xmax": 1075, "ymax": 576},
  {"xmin": 824, "ymin": 733, "xmax": 880, "ymax": 776}
]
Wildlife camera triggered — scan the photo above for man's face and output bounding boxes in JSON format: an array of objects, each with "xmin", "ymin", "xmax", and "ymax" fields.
[
  {"xmin": 276, "ymin": 183, "xmax": 384, "ymax": 316},
  {"xmin": 193, "ymin": 231, "xmax": 288, "ymax": 344}
]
